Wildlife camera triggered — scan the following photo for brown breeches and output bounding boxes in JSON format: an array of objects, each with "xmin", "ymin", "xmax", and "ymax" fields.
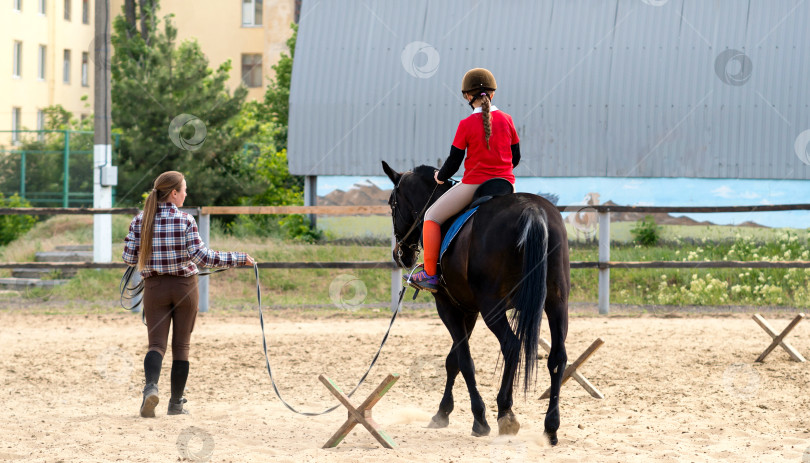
[{"xmin": 143, "ymin": 274, "xmax": 199, "ymax": 361}]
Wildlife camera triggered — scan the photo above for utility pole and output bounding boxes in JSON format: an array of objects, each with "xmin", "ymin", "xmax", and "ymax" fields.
[{"xmin": 93, "ymin": 0, "xmax": 116, "ymax": 262}]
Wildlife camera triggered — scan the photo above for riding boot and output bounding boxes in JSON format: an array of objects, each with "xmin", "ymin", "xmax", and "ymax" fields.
[
  {"xmin": 168, "ymin": 360, "xmax": 190, "ymax": 415},
  {"xmin": 140, "ymin": 350, "xmax": 163, "ymax": 417},
  {"xmin": 407, "ymin": 220, "xmax": 441, "ymax": 292},
  {"xmin": 422, "ymin": 220, "xmax": 441, "ymax": 276}
]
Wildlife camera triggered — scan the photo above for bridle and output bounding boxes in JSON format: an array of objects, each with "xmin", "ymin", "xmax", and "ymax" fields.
[{"xmin": 389, "ymin": 174, "xmax": 446, "ymax": 267}]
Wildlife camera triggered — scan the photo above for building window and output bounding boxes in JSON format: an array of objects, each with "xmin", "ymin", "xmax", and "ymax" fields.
[
  {"xmin": 13, "ymin": 41, "xmax": 22, "ymax": 78},
  {"xmin": 12, "ymin": 107, "xmax": 22, "ymax": 144},
  {"xmin": 81, "ymin": 0, "xmax": 88, "ymax": 23},
  {"xmin": 81, "ymin": 52, "xmax": 88, "ymax": 86},
  {"xmin": 13, "ymin": 0, "xmax": 21, "ymax": 11},
  {"xmin": 37, "ymin": 109, "xmax": 45, "ymax": 141},
  {"xmin": 38, "ymin": 45, "xmax": 46, "ymax": 80},
  {"xmin": 39, "ymin": 0, "xmax": 46, "ymax": 15},
  {"xmin": 241, "ymin": 54, "xmax": 262, "ymax": 88},
  {"xmin": 241, "ymin": 0, "xmax": 262, "ymax": 26},
  {"xmin": 64, "ymin": 0, "xmax": 70, "ymax": 20},
  {"xmin": 63, "ymin": 49, "xmax": 71, "ymax": 83}
]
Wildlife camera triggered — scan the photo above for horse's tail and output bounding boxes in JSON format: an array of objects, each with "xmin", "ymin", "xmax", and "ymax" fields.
[{"xmin": 507, "ymin": 204, "xmax": 548, "ymax": 396}]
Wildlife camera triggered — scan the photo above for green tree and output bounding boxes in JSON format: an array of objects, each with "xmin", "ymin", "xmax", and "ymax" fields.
[
  {"xmin": 111, "ymin": 1, "xmax": 257, "ymax": 207},
  {"xmin": 261, "ymin": 23, "xmax": 296, "ymax": 150},
  {"xmin": 224, "ymin": 99, "xmax": 319, "ymax": 240},
  {"xmin": 0, "ymin": 193, "xmax": 36, "ymax": 245}
]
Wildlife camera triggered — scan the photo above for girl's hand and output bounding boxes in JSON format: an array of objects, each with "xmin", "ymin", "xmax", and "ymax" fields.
[
  {"xmin": 434, "ymin": 170, "xmax": 444, "ymax": 184},
  {"xmin": 244, "ymin": 254, "xmax": 256, "ymax": 266}
]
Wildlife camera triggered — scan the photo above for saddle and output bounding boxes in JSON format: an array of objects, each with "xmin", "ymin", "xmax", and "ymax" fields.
[
  {"xmin": 439, "ymin": 178, "xmax": 513, "ymax": 260},
  {"xmin": 468, "ymin": 178, "xmax": 514, "ymax": 210}
]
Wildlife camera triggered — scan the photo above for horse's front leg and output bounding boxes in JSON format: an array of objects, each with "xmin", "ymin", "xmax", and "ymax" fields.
[
  {"xmin": 433, "ymin": 298, "xmax": 490, "ymax": 436},
  {"xmin": 543, "ymin": 298, "xmax": 568, "ymax": 446},
  {"xmin": 427, "ymin": 348, "xmax": 459, "ymax": 428}
]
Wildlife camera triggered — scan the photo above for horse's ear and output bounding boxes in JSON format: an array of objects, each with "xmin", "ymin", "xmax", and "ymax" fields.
[{"xmin": 381, "ymin": 161, "xmax": 401, "ymax": 185}]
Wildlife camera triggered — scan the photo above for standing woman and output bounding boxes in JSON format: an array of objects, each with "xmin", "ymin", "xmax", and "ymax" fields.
[
  {"xmin": 407, "ymin": 68, "xmax": 521, "ymax": 293},
  {"xmin": 122, "ymin": 171, "xmax": 254, "ymax": 417}
]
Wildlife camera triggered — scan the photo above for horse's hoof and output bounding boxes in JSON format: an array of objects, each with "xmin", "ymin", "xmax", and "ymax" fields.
[
  {"xmin": 544, "ymin": 431, "xmax": 559, "ymax": 446},
  {"xmin": 428, "ymin": 413, "xmax": 449, "ymax": 429},
  {"xmin": 471, "ymin": 420, "xmax": 491, "ymax": 437},
  {"xmin": 497, "ymin": 412, "xmax": 520, "ymax": 435}
]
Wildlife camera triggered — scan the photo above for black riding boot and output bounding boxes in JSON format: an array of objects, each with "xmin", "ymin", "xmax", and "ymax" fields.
[
  {"xmin": 140, "ymin": 350, "xmax": 162, "ymax": 417},
  {"xmin": 168, "ymin": 360, "xmax": 190, "ymax": 415}
]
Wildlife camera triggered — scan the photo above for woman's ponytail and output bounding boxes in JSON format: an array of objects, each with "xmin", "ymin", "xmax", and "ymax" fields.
[{"xmin": 138, "ymin": 189, "xmax": 159, "ymax": 271}]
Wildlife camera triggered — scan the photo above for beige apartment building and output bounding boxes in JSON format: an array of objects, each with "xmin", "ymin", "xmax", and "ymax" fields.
[{"xmin": 1, "ymin": 0, "xmax": 297, "ymax": 146}]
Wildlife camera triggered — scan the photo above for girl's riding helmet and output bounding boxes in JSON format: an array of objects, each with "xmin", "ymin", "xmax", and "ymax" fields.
[{"xmin": 461, "ymin": 68, "xmax": 497, "ymax": 93}]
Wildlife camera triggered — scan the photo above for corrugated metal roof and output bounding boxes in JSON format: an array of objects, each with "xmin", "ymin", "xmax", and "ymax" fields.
[{"xmin": 288, "ymin": 0, "xmax": 810, "ymax": 179}]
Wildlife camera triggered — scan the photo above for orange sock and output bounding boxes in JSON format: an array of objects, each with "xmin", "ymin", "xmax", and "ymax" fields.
[{"xmin": 422, "ymin": 220, "xmax": 441, "ymax": 276}]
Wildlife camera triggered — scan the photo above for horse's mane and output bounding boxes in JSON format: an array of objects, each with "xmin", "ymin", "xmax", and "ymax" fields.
[{"xmin": 411, "ymin": 165, "xmax": 436, "ymax": 182}]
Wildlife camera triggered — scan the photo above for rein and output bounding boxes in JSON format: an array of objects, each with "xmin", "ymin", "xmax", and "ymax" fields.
[
  {"xmin": 391, "ymin": 180, "xmax": 446, "ymax": 267},
  {"xmin": 120, "ymin": 263, "xmax": 407, "ymax": 416}
]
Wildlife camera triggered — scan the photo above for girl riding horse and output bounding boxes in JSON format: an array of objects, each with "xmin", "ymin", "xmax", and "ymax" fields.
[{"xmin": 407, "ymin": 68, "xmax": 521, "ymax": 293}]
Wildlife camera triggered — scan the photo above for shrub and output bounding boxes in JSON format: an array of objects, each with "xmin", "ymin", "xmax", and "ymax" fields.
[
  {"xmin": 631, "ymin": 215, "xmax": 661, "ymax": 246},
  {"xmin": 280, "ymin": 214, "xmax": 323, "ymax": 242},
  {"xmin": 0, "ymin": 193, "xmax": 36, "ymax": 245}
]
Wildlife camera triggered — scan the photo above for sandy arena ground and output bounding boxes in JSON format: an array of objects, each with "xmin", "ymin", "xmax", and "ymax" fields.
[{"xmin": 1, "ymin": 309, "xmax": 809, "ymax": 462}]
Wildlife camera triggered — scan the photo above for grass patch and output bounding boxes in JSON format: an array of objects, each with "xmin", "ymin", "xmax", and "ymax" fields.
[{"xmin": 1, "ymin": 215, "xmax": 808, "ymax": 312}]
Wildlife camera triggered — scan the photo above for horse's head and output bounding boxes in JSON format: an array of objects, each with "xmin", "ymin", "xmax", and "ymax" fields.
[{"xmin": 382, "ymin": 161, "xmax": 451, "ymax": 268}]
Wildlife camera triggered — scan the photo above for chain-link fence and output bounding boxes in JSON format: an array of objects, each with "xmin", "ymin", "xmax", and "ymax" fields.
[{"xmin": 0, "ymin": 130, "xmax": 118, "ymax": 207}]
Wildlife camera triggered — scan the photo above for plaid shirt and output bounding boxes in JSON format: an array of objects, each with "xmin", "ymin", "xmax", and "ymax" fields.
[{"xmin": 123, "ymin": 202, "xmax": 247, "ymax": 278}]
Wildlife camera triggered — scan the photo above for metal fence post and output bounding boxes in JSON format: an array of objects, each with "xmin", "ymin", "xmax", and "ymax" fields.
[
  {"xmin": 63, "ymin": 131, "xmax": 70, "ymax": 208},
  {"xmin": 19, "ymin": 151, "xmax": 25, "ymax": 199},
  {"xmin": 598, "ymin": 211, "xmax": 611, "ymax": 315},
  {"xmin": 391, "ymin": 231, "xmax": 402, "ymax": 312},
  {"xmin": 198, "ymin": 211, "xmax": 210, "ymax": 313},
  {"xmin": 304, "ymin": 175, "xmax": 317, "ymax": 228}
]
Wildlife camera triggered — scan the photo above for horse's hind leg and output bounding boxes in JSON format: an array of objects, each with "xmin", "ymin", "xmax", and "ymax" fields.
[
  {"xmin": 543, "ymin": 296, "xmax": 568, "ymax": 446},
  {"xmin": 482, "ymin": 311, "xmax": 521, "ymax": 435},
  {"xmin": 432, "ymin": 300, "xmax": 490, "ymax": 436}
]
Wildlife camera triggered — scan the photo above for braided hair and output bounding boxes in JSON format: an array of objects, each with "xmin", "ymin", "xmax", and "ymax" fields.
[{"xmin": 470, "ymin": 91, "xmax": 493, "ymax": 149}]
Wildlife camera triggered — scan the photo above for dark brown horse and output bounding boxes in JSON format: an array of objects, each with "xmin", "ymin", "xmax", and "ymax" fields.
[{"xmin": 383, "ymin": 161, "xmax": 570, "ymax": 445}]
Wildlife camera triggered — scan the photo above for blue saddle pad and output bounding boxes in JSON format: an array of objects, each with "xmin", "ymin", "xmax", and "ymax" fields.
[{"xmin": 440, "ymin": 207, "xmax": 478, "ymax": 261}]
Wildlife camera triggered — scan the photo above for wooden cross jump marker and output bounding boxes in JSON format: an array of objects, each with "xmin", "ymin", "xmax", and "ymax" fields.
[
  {"xmin": 319, "ymin": 373, "xmax": 399, "ymax": 449},
  {"xmin": 752, "ymin": 313, "xmax": 806, "ymax": 363},
  {"xmin": 539, "ymin": 338, "xmax": 605, "ymax": 399}
]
